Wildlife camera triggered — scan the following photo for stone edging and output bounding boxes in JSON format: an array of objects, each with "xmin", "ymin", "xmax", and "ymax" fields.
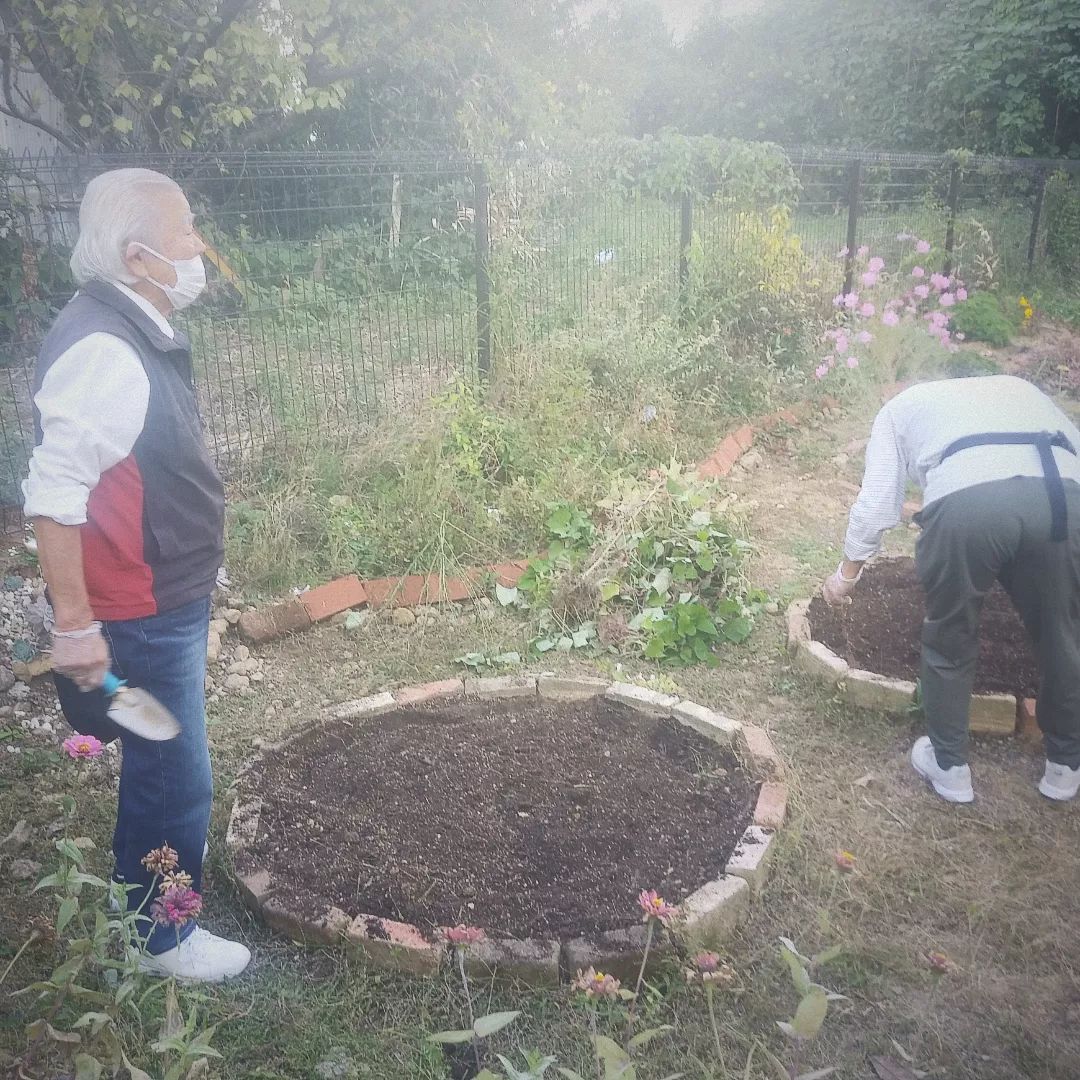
[
  {"xmin": 787, "ymin": 593, "xmax": 1028, "ymax": 738},
  {"xmin": 236, "ymin": 400, "xmax": 838, "ymax": 647},
  {"xmin": 227, "ymin": 675, "xmax": 790, "ymax": 983}
]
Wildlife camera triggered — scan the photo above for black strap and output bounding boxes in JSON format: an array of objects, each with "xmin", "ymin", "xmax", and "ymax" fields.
[{"xmin": 940, "ymin": 430, "xmax": 1077, "ymax": 542}]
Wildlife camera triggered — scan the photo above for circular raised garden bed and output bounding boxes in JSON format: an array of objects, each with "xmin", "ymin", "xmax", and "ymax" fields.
[
  {"xmin": 788, "ymin": 556, "xmax": 1033, "ymax": 736},
  {"xmin": 227, "ymin": 676, "xmax": 788, "ymax": 983}
]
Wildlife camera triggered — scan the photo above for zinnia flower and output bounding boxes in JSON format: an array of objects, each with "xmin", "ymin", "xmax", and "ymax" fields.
[
  {"xmin": 444, "ymin": 925, "xmax": 485, "ymax": 947},
  {"xmin": 913, "ymin": 284, "xmax": 931, "ymax": 300},
  {"xmin": 832, "ymin": 293, "xmax": 845, "ymax": 308},
  {"xmin": 835, "ymin": 335, "xmax": 848, "ymax": 354},
  {"xmin": 842, "ymin": 291, "xmax": 860, "ymax": 310},
  {"xmin": 161, "ymin": 870, "xmax": 193, "ymax": 892},
  {"xmin": 856, "ymin": 330, "xmax": 873, "ymax": 345},
  {"xmin": 846, "ymin": 356, "xmax": 860, "ymax": 369},
  {"xmin": 638, "ymin": 889, "xmax": 678, "ymax": 926},
  {"xmin": 930, "ymin": 273, "xmax": 950, "ymax": 292},
  {"xmin": 572, "ymin": 967, "xmax": 623, "ymax": 999},
  {"xmin": 868, "ymin": 256, "xmax": 885, "ymax": 273},
  {"xmin": 815, "ymin": 363, "xmax": 830, "ymax": 380},
  {"xmin": 911, "ymin": 266, "xmax": 925, "ymax": 279},
  {"xmin": 859, "ymin": 302, "xmax": 875, "ymax": 318},
  {"xmin": 835, "ymin": 850, "xmax": 857, "ymax": 872},
  {"xmin": 141, "ymin": 845, "xmax": 179, "ymax": 875},
  {"xmin": 150, "ymin": 885, "xmax": 202, "ymax": 927},
  {"xmin": 63, "ymin": 734, "xmax": 104, "ymax": 759},
  {"xmin": 916, "ymin": 239, "xmax": 931, "ymax": 254},
  {"xmin": 926, "ymin": 950, "xmax": 952, "ymax": 975},
  {"xmin": 956, "ymin": 288, "xmax": 968, "ymax": 302},
  {"xmin": 861, "ymin": 271, "xmax": 878, "ymax": 288},
  {"xmin": 939, "ymin": 292, "xmax": 956, "ymax": 308},
  {"xmin": 685, "ymin": 951, "xmax": 736, "ymax": 986},
  {"xmin": 882, "ymin": 310, "xmax": 900, "ymax": 327}
]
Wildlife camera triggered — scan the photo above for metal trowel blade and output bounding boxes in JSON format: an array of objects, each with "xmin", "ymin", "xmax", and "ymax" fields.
[{"xmin": 106, "ymin": 686, "xmax": 181, "ymax": 741}]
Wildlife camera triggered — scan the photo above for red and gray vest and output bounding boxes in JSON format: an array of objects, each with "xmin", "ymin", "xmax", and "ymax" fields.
[{"xmin": 32, "ymin": 280, "xmax": 225, "ymax": 621}]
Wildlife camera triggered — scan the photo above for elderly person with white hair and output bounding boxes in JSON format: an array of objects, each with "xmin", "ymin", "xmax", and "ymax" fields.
[{"xmin": 22, "ymin": 168, "xmax": 250, "ymax": 982}]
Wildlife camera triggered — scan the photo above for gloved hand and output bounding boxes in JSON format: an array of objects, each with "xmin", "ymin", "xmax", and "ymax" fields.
[
  {"xmin": 51, "ymin": 622, "xmax": 109, "ymax": 691},
  {"xmin": 822, "ymin": 562, "xmax": 862, "ymax": 606}
]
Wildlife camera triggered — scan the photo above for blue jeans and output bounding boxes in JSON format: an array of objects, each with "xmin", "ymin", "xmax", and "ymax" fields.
[{"xmin": 54, "ymin": 596, "xmax": 213, "ymax": 954}]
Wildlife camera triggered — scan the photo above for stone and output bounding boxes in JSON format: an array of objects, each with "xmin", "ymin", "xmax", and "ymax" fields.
[
  {"xmin": 563, "ymin": 924, "xmax": 672, "ymax": 983},
  {"xmin": 536, "ymin": 674, "xmax": 609, "ymax": 700},
  {"xmin": 843, "ymin": 670, "xmax": 916, "ymax": 712},
  {"xmin": 463, "ymin": 935, "xmax": 562, "ymax": 987},
  {"xmin": 391, "ymin": 607, "xmax": 416, "ymax": 628},
  {"xmin": 795, "ymin": 639, "xmax": 849, "ymax": 684},
  {"xmin": 740, "ymin": 450, "xmax": 764, "ymax": 470},
  {"xmin": 206, "ymin": 631, "xmax": 222, "ymax": 664},
  {"xmin": 226, "ymin": 796, "xmax": 262, "ymax": 851},
  {"xmin": 306, "ymin": 905, "xmax": 353, "ymax": 948},
  {"xmin": 346, "ymin": 914, "xmax": 441, "ymax": 976},
  {"xmin": 344, "ymin": 610, "xmax": 374, "ymax": 634},
  {"xmin": 464, "ymin": 675, "xmax": 538, "ymax": 699},
  {"xmin": 224, "ymin": 608, "xmax": 242, "ymax": 625},
  {"xmin": 604, "ymin": 683, "xmax": 678, "ymax": 716},
  {"xmin": 0, "ymin": 666, "xmax": 14, "ymax": 694},
  {"xmin": 8, "ymin": 683, "xmax": 30, "ymax": 702},
  {"xmin": 671, "ymin": 699, "xmax": 740, "ymax": 745},
  {"xmin": 333, "ymin": 692, "xmax": 396, "ymax": 720},
  {"xmin": 238, "ymin": 600, "xmax": 312, "ymax": 646},
  {"xmin": 315, "ymin": 1049, "xmax": 359, "ymax": 1080},
  {"xmin": 724, "ymin": 825, "xmax": 775, "ymax": 896},
  {"xmin": 786, "ymin": 600, "xmax": 811, "ymax": 653},
  {"xmin": 12, "ymin": 655, "xmax": 52, "ymax": 682},
  {"xmin": 236, "ymin": 867, "xmax": 273, "ymax": 912},
  {"xmin": 209, "ymin": 618, "xmax": 229, "ymax": 636},
  {"xmin": 262, "ymin": 898, "xmax": 308, "ymax": 941},
  {"xmin": 1, "ymin": 819, "xmax": 31, "ymax": 852},
  {"xmin": 225, "ymin": 674, "xmax": 251, "ymax": 693},
  {"xmin": 754, "ymin": 782, "xmax": 788, "ymax": 829},
  {"xmin": 10, "ymin": 858, "xmax": 41, "ymax": 881},
  {"xmin": 969, "ymin": 693, "xmax": 1018, "ymax": 736},
  {"xmin": 739, "ymin": 725, "xmax": 783, "ymax": 778},
  {"xmin": 678, "ymin": 875, "xmax": 750, "ymax": 948},
  {"xmin": 234, "ymin": 644, "xmax": 251, "ymax": 663},
  {"xmin": 393, "ymin": 679, "xmax": 464, "ymax": 707},
  {"xmin": 764, "ymin": 601, "xmax": 780, "ymax": 616}
]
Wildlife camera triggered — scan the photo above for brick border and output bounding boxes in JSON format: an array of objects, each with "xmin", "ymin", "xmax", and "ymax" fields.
[
  {"xmin": 227, "ymin": 676, "xmax": 790, "ymax": 982},
  {"xmin": 788, "ymin": 572, "xmax": 1026, "ymax": 737}
]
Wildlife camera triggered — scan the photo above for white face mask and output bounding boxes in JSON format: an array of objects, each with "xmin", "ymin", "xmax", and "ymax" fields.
[{"xmin": 133, "ymin": 242, "xmax": 206, "ymax": 310}]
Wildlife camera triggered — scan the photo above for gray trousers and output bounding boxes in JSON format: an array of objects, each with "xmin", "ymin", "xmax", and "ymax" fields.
[{"xmin": 915, "ymin": 476, "xmax": 1080, "ymax": 768}]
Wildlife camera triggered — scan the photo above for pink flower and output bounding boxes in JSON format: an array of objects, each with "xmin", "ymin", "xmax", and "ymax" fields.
[
  {"xmin": 911, "ymin": 266, "xmax": 925, "ymax": 279},
  {"xmin": 835, "ymin": 335, "xmax": 848, "ymax": 354},
  {"xmin": 835, "ymin": 850, "xmax": 857, "ymax": 871},
  {"xmin": 842, "ymin": 291, "xmax": 860, "ymax": 310},
  {"xmin": 930, "ymin": 310, "xmax": 948, "ymax": 327},
  {"xmin": 150, "ymin": 885, "xmax": 203, "ymax": 927},
  {"xmin": 638, "ymin": 889, "xmax": 678, "ymax": 926},
  {"xmin": 444, "ymin": 925, "xmax": 485, "ymax": 947},
  {"xmin": 956, "ymin": 288, "xmax": 968, "ymax": 302},
  {"xmin": 859, "ymin": 302, "xmax": 875, "ymax": 318},
  {"xmin": 63, "ymin": 734, "xmax": 104, "ymax": 759},
  {"xmin": 882, "ymin": 310, "xmax": 900, "ymax": 327},
  {"xmin": 916, "ymin": 239, "xmax": 931, "ymax": 254},
  {"xmin": 846, "ymin": 356, "xmax": 859, "ymax": 369},
  {"xmin": 926, "ymin": 951, "xmax": 953, "ymax": 976},
  {"xmin": 856, "ymin": 330, "xmax": 873, "ymax": 345},
  {"xmin": 814, "ymin": 363, "xmax": 830, "ymax": 380},
  {"xmin": 141, "ymin": 845, "xmax": 179, "ymax": 875},
  {"xmin": 685, "ymin": 951, "xmax": 736, "ymax": 986},
  {"xmin": 832, "ymin": 293, "xmax": 845, "ymax": 308},
  {"xmin": 861, "ymin": 271, "xmax": 878, "ymax": 288},
  {"xmin": 939, "ymin": 292, "xmax": 956, "ymax": 308},
  {"xmin": 930, "ymin": 272, "xmax": 950, "ymax": 292},
  {"xmin": 913, "ymin": 284, "xmax": 931, "ymax": 300},
  {"xmin": 572, "ymin": 967, "xmax": 623, "ymax": 999},
  {"xmin": 857, "ymin": 245, "xmax": 869, "ymax": 258},
  {"xmin": 868, "ymin": 256, "xmax": 885, "ymax": 273}
]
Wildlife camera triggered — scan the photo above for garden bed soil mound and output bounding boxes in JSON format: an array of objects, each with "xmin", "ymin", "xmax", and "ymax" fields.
[
  {"xmin": 241, "ymin": 696, "xmax": 757, "ymax": 939},
  {"xmin": 808, "ymin": 558, "xmax": 1039, "ymax": 698}
]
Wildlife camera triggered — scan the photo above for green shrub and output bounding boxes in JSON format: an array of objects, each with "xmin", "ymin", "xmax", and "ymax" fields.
[
  {"xmin": 948, "ymin": 291, "xmax": 1014, "ymax": 347},
  {"xmin": 1045, "ymin": 172, "xmax": 1080, "ymax": 279}
]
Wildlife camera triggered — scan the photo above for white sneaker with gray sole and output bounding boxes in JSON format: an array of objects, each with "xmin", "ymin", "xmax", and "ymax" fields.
[
  {"xmin": 136, "ymin": 927, "xmax": 251, "ymax": 983},
  {"xmin": 1038, "ymin": 761, "xmax": 1080, "ymax": 801},
  {"xmin": 910, "ymin": 736, "xmax": 974, "ymax": 803}
]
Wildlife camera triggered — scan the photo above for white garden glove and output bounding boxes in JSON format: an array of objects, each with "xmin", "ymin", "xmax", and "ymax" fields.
[
  {"xmin": 821, "ymin": 562, "xmax": 862, "ymax": 606},
  {"xmin": 51, "ymin": 622, "xmax": 110, "ymax": 691}
]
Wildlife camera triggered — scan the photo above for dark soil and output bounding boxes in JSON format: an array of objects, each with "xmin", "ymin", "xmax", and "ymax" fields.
[
  {"xmin": 808, "ymin": 557, "xmax": 1039, "ymax": 698},
  {"xmin": 241, "ymin": 696, "xmax": 757, "ymax": 939}
]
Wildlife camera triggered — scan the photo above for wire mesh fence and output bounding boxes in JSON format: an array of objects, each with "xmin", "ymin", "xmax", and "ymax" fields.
[{"xmin": 1, "ymin": 146, "xmax": 1077, "ymax": 512}]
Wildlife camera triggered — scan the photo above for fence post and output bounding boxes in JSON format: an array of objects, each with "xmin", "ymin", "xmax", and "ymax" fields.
[
  {"xmin": 842, "ymin": 160, "xmax": 862, "ymax": 295},
  {"xmin": 473, "ymin": 163, "xmax": 492, "ymax": 379},
  {"xmin": 943, "ymin": 163, "xmax": 962, "ymax": 277},
  {"xmin": 1027, "ymin": 169, "xmax": 1048, "ymax": 270}
]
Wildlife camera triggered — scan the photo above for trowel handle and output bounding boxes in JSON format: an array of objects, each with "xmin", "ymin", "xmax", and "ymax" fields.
[{"xmin": 101, "ymin": 672, "xmax": 126, "ymax": 696}]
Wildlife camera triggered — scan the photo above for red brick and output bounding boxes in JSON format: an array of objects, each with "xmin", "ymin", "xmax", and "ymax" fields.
[
  {"xmin": 300, "ymin": 575, "xmax": 368, "ymax": 622},
  {"xmin": 488, "ymin": 562, "xmax": 526, "ymax": 587},
  {"xmin": 420, "ymin": 573, "xmax": 477, "ymax": 603},
  {"xmin": 698, "ymin": 447, "xmax": 738, "ymax": 479},
  {"xmin": 754, "ymin": 781, "xmax": 788, "ymax": 829},
  {"xmin": 1018, "ymin": 698, "xmax": 1039, "ymax": 741},
  {"xmin": 238, "ymin": 599, "xmax": 312, "ymax": 645},
  {"xmin": 741, "ymin": 725, "xmax": 783, "ymax": 778},
  {"xmin": 732, "ymin": 424, "xmax": 755, "ymax": 452},
  {"xmin": 346, "ymin": 914, "xmax": 441, "ymax": 975},
  {"xmin": 394, "ymin": 679, "xmax": 464, "ymax": 707}
]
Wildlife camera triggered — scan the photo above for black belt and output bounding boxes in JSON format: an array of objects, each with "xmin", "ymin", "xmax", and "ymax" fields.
[{"xmin": 939, "ymin": 430, "xmax": 1077, "ymax": 542}]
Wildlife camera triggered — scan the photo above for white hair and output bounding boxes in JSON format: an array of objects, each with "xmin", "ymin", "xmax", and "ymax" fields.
[{"xmin": 69, "ymin": 168, "xmax": 183, "ymax": 286}]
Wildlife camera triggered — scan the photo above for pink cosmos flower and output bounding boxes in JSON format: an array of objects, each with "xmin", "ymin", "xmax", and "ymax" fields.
[
  {"xmin": 956, "ymin": 288, "xmax": 968, "ymax": 302},
  {"xmin": 856, "ymin": 330, "xmax": 873, "ymax": 345},
  {"xmin": 63, "ymin": 734, "xmax": 104, "ymax": 759},
  {"xmin": 911, "ymin": 266, "xmax": 925, "ymax": 279},
  {"xmin": 150, "ymin": 885, "xmax": 203, "ymax": 927},
  {"xmin": 861, "ymin": 271, "xmax": 878, "ymax": 288},
  {"xmin": 868, "ymin": 256, "xmax": 885, "ymax": 273},
  {"xmin": 842, "ymin": 292, "xmax": 860, "ymax": 310},
  {"xmin": 444, "ymin": 925, "xmax": 486, "ymax": 947},
  {"xmin": 916, "ymin": 239, "xmax": 931, "ymax": 254},
  {"xmin": 857, "ymin": 245, "xmax": 870, "ymax": 258},
  {"xmin": 815, "ymin": 363, "xmax": 830, "ymax": 380},
  {"xmin": 913, "ymin": 284, "xmax": 931, "ymax": 300},
  {"xmin": 638, "ymin": 889, "xmax": 678, "ymax": 926},
  {"xmin": 859, "ymin": 302, "xmax": 876, "ymax": 318},
  {"xmin": 930, "ymin": 272, "xmax": 950, "ymax": 292},
  {"xmin": 846, "ymin": 356, "xmax": 859, "ymax": 369},
  {"xmin": 882, "ymin": 310, "xmax": 901, "ymax": 327},
  {"xmin": 939, "ymin": 292, "xmax": 956, "ymax": 308}
]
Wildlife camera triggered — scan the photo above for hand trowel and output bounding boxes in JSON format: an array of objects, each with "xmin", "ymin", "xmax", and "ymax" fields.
[{"xmin": 101, "ymin": 672, "xmax": 181, "ymax": 741}]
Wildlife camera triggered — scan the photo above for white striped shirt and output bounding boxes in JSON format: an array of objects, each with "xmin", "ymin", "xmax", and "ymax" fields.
[{"xmin": 844, "ymin": 375, "xmax": 1080, "ymax": 561}]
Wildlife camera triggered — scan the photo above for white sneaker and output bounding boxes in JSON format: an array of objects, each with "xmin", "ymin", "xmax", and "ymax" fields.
[
  {"xmin": 1039, "ymin": 761, "xmax": 1080, "ymax": 801},
  {"xmin": 137, "ymin": 927, "xmax": 251, "ymax": 983},
  {"xmin": 108, "ymin": 841, "xmax": 210, "ymax": 913},
  {"xmin": 910, "ymin": 736, "xmax": 974, "ymax": 803}
]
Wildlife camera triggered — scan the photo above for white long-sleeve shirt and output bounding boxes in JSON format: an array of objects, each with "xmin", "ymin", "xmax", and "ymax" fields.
[
  {"xmin": 21, "ymin": 283, "xmax": 171, "ymax": 526},
  {"xmin": 844, "ymin": 375, "xmax": 1080, "ymax": 561}
]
